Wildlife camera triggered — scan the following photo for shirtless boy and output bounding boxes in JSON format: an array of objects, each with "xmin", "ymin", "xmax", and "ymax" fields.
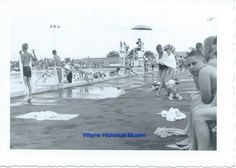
[
  {"xmin": 19, "ymin": 43, "xmax": 37, "ymax": 101},
  {"xmin": 185, "ymin": 50, "xmax": 217, "ymax": 150}
]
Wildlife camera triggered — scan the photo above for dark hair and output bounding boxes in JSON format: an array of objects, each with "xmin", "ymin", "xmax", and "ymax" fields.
[
  {"xmin": 52, "ymin": 50, "xmax": 57, "ymax": 54},
  {"xmin": 156, "ymin": 44, "xmax": 162, "ymax": 51},
  {"xmin": 196, "ymin": 42, "xmax": 203, "ymax": 49},
  {"xmin": 22, "ymin": 43, "xmax": 28, "ymax": 50},
  {"xmin": 187, "ymin": 50, "xmax": 204, "ymax": 58}
]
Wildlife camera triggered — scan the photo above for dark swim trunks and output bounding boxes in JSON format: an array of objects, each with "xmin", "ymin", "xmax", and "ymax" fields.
[
  {"xmin": 159, "ymin": 64, "xmax": 168, "ymax": 71},
  {"xmin": 67, "ymin": 72, "xmax": 72, "ymax": 83},
  {"xmin": 23, "ymin": 66, "xmax": 31, "ymax": 77}
]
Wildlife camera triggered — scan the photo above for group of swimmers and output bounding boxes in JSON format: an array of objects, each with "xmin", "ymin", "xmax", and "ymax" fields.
[{"xmin": 19, "ymin": 43, "xmax": 124, "ymax": 102}]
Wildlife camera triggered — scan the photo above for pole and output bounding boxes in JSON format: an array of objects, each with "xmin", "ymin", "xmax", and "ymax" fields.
[
  {"xmin": 50, "ymin": 24, "xmax": 60, "ymax": 50},
  {"xmin": 53, "ymin": 28, "xmax": 55, "ymax": 50}
]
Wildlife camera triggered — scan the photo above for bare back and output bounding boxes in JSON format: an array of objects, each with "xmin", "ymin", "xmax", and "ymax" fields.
[
  {"xmin": 198, "ymin": 65, "xmax": 217, "ymax": 104},
  {"xmin": 53, "ymin": 55, "xmax": 62, "ymax": 67},
  {"xmin": 21, "ymin": 52, "xmax": 33, "ymax": 67}
]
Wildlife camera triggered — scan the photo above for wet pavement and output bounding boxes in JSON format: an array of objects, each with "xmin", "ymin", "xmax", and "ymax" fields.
[{"xmin": 10, "ymin": 71, "xmax": 195, "ymax": 150}]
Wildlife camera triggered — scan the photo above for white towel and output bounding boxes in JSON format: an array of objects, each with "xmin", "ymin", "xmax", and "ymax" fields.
[
  {"xmin": 158, "ymin": 51, "xmax": 177, "ymax": 69},
  {"xmin": 156, "ymin": 107, "xmax": 186, "ymax": 121},
  {"xmin": 154, "ymin": 127, "xmax": 185, "ymax": 138},
  {"xmin": 16, "ymin": 111, "xmax": 79, "ymax": 121}
]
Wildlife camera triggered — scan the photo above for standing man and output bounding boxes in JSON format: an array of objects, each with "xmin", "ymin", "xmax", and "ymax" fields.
[
  {"xmin": 19, "ymin": 43, "xmax": 37, "ymax": 102},
  {"xmin": 52, "ymin": 50, "xmax": 62, "ymax": 83}
]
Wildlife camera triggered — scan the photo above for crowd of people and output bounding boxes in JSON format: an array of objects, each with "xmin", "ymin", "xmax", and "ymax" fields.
[
  {"xmin": 18, "ymin": 35, "xmax": 217, "ymax": 150},
  {"xmin": 143, "ymin": 36, "xmax": 217, "ymax": 150},
  {"xmin": 152, "ymin": 36, "xmax": 217, "ymax": 150}
]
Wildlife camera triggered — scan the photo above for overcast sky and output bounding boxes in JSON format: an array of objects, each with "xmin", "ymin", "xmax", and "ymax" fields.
[{"xmin": 10, "ymin": 0, "xmax": 218, "ymax": 60}]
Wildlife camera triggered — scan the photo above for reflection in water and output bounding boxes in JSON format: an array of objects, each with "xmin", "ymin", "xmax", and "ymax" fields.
[
  {"xmin": 22, "ymin": 74, "xmax": 155, "ymax": 101},
  {"xmin": 57, "ymin": 89, "xmax": 64, "ymax": 98},
  {"xmin": 62, "ymin": 74, "xmax": 154, "ymax": 99},
  {"xmin": 69, "ymin": 87, "xmax": 126, "ymax": 99}
]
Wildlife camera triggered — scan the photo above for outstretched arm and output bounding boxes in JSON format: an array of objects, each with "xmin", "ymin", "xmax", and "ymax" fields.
[{"xmin": 31, "ymin": 49, "xmax": 37, "ymax": 61}]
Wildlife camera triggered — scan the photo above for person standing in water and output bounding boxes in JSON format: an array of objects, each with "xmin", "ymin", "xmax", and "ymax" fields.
[
  {"xmin": 52, "ymin": 50, "xmax": 62, "ymax": 83},
  {"xmin": 19, "ymin": 43, "xmax": 37, "ymax": 102}
]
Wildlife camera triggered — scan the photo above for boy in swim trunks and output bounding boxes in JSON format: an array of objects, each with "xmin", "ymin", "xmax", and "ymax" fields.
[{"xmin": 19, "ymin": 43, "xmax": 37, "ymax": 101}]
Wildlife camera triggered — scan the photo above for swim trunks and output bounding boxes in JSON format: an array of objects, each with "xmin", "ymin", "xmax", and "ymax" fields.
[
  {"xmin": 67, "ymin": 72, "xmax": 72, "ymax": 83},
  {"xmin": 159, "ymin": 64, "xmax": 168, "ymax": 71},
  {"xmin": 23, "ymin": 66, "xmax": 31, "ymax": 77}
]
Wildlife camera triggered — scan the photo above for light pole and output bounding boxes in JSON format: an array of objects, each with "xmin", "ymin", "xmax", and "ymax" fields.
[{"xmin": 50, "ymin": 24, "xmax": 60, "ymax": 50}]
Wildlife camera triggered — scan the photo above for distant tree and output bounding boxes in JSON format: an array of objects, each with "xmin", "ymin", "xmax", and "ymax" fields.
[
  {"xmin": 127, "ymin": 49, "xmax": 137, "ymax": 59},
  {"xmin": 144, "ymin": 51, "xmax": 155, "ymax": 60},
  {"xmin": 106, "ymin": 51, "xmax": 120, "ymax": 58}
]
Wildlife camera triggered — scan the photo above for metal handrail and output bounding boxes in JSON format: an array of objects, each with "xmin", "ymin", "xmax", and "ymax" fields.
[{"xmin": 34, "ymin": 66, "xmax": 64, "ymax": 85}]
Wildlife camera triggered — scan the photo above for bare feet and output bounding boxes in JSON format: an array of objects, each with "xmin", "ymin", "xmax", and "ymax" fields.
[
  {"xmin": 23, "ymin": 95, "xmax": 29, "ymax": 101},
  {"xmin": 156, "ymin": 92, "xmax": 160, "ymax": 97},
  {"xmin": 27, "ymin": 96, "xmax": 32, "ymax": 103}
]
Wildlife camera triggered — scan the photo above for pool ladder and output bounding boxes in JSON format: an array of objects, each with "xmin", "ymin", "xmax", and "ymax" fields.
[{"xmin": 34, "ymin": 66, "xmax": 64, "ymax": 86}]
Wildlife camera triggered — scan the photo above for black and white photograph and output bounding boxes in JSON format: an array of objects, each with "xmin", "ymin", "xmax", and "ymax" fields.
[{"xmin": 0, "ymin": 0, "xmax": 235, "ymax": 167}]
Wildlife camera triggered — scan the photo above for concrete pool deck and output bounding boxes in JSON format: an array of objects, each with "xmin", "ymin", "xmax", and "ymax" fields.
[{"xmin": 10, "ymin": 72, "xmax": 196, "ymax": 150}]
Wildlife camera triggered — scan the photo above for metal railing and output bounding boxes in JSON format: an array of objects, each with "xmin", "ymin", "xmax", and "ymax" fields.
[{"xmin": 34, "ymin": 66, "xmax": 64, "ymax": 86}]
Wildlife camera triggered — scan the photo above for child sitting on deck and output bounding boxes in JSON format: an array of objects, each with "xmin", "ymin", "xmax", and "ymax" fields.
[{"xmin": 166, "ymin": 79, "xmax": 183, "ymax": 101}]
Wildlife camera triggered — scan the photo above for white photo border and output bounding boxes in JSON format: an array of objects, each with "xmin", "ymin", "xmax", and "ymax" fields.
[{"xmin": 0, "ymin": 0, "xmax": 235, "ymax": 167}]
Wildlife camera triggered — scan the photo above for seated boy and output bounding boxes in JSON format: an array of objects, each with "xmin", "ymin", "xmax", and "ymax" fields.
[
  {"xmin": 185, "ymin": 50, "xmax": 217, "ymax": 150},
  {"xmin": 186, "ymin": 51, "xmax": 216, "ymax": 105}
]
